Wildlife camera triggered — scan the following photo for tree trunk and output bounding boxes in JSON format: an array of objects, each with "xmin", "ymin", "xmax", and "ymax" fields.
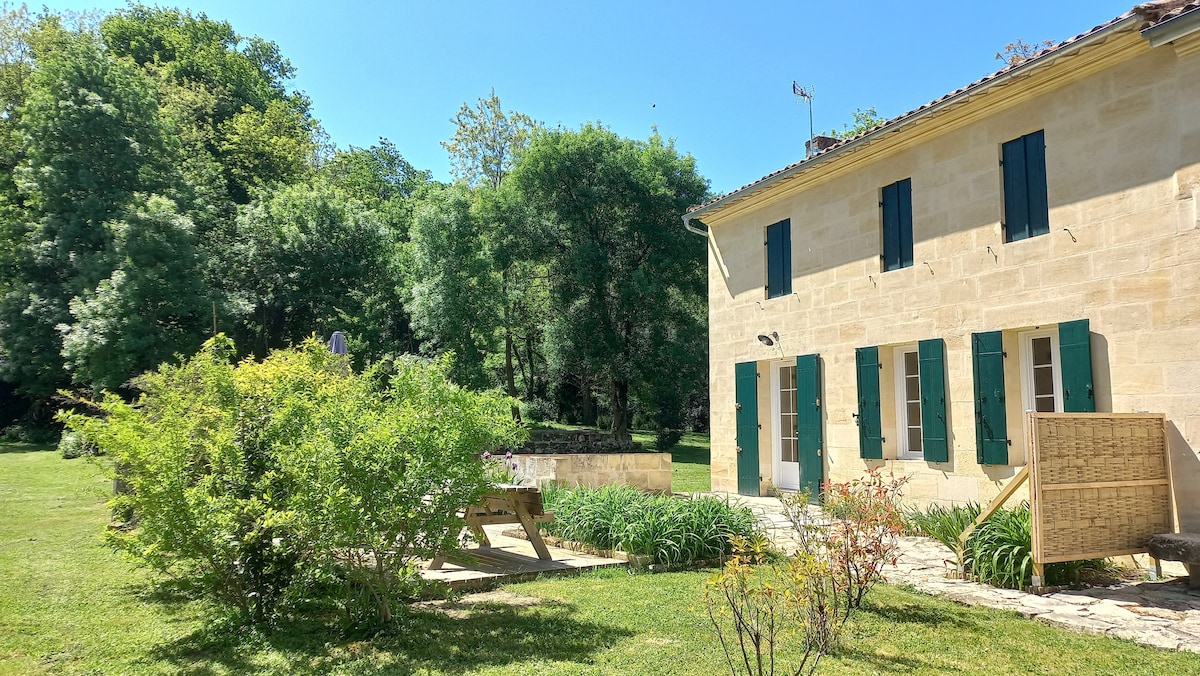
[
  {"xmin": 610, "ymin": 378, "xmax": 631, "ymax": 438},
  {"xmin": 505, "ymin": 330, "xmax": 521, "ymax": 422}
]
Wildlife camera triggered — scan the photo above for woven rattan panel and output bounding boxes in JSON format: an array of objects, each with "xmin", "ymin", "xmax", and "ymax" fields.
[{"xmin": 1030, "ymin": 414, "xmax": 1171, "ymax": 564}]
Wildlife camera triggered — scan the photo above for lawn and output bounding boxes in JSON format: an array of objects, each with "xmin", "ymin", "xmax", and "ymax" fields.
[
  {"xmin": 4, "ymin": 446, "xmax": 1197, "ymax": 675},
  {"xmin": 628, "ymin": 429, "xmax": 711, "ymax": 493}
]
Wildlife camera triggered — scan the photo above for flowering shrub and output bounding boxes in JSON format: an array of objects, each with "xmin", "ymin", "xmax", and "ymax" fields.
[{"xmin": 783, "ymin": 468, "xmax": 908, "ymax": 614}]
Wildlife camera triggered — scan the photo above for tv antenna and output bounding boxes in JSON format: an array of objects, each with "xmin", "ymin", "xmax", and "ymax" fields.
[{"xmin": 792, "ymin": 82, "xmax": 814, "ymax": 151}]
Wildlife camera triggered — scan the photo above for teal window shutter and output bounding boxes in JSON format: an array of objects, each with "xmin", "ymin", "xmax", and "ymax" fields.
[
  {"xmin": 1058, "ymin": 319, "xmax": 1095, "ymax": 412},
  {"xmin": 1002, "ymin": 130, "xmax": 1049, "ymax": 242},
  {"xmin": 734, "ymin": 362, "xmax": 761, "ymax": 496},
  {"xmin": 880, "ymin": 179, "xmax": 913, "ymax": 272},
  {"xmin": 765, "ymin": 219, "xmax": 791, "ymax": 298},
  {"xmin": 918, "ymin": 338, "xmax": 948, "ymax": 463},
  {"xmin": 795, "ymin": 354, "xmax": 824, "ymax": 499},
  {"xmin": 971, "ymin": 331, "xmax": 1009, "ymax": 465},
  {"xmin": 855, "ymin": 346, "xmax": 883, "ymax": 459}
]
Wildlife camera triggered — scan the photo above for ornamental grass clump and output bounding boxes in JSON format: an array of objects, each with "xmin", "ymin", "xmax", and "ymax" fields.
[
  {"xmin": 539, "ymin": 484, "xmax": 758, "ymax": 565},
  {"xmin": 905, "ymin": 501, "xmax": 1108, "ymax": 589},
  {"xmin": 59, "ymin": 336, "xmax": 524, "ymax": 627}
]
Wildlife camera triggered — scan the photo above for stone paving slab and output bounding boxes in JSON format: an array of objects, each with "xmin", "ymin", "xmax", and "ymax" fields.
[{"xmin": 711, "ymin": 492, "xmax": 1200, "ymax": 654}]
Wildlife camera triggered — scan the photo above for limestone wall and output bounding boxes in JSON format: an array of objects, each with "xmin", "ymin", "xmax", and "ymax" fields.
[
  {"xmin": 514, "ymin": 429, "xmax": 642, "ymax": 455},
  {"xmin": 514, "ymin": 453, "xmax": 672, "ymax": 493},
  {"xmin": 704, "ymin": 31, "xmax": 1200, "ymax": 529}
]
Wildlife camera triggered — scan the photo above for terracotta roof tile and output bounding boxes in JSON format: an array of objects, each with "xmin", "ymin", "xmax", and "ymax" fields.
[{"xmin": 687, "ymin": 1, "xmax": 1198, "ymax": 216}]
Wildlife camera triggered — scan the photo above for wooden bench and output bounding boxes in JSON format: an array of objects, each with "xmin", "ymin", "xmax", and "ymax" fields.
[
  {"xmin": 1148, "ymin": 533, "xmax": 1200, "ymax": 588},
  {"xmin": 429, "ymin": 485, "xmax": 555, "ymax": 569}
]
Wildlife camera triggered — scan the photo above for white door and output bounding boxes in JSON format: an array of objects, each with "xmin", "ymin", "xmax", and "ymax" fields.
[{"xmin": 771, "ymin": 361, "xmax": 800, "ymax": 491}]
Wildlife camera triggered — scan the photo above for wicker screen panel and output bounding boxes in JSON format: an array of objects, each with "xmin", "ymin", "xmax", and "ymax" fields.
[{"xmin": 1029, "ymin": 413, "xmax": 1172, "ymax": 565}]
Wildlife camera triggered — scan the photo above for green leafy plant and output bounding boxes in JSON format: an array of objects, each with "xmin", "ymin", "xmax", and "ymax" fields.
[
  {"xmin": 540, "ymin": 484, "xmax": 758, "ymax": 566},
  {"xmin": 903, "ymin": 501, "xmax": 981, "ymax": 553},
  {"xmin": 906, "ymin": 501, "xmax": 1108, "ymax": 589},
  {"xmin": 59, "ymin": 336, "xmax": 525, "ymax": 626}
]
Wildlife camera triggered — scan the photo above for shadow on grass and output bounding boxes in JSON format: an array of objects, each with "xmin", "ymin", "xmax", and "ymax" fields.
[
  {"xmin": 831, "ymin": 644, "xmax": 933, "ymax": 674},
  {"xmin": 0, "ymin": 442, "xmax": 55, "ymax": 454},
  {"xmin": 862, "ymin": 599, "xmax": 978, "ymax": 630},
  {"xmin": 149, "ymin": 599, "xmax": 632, "ymax": 675}
]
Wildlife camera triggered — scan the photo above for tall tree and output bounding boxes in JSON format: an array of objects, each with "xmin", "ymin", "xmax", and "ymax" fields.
[
  {"xmin": 0, "ymin": 28, "xmax": 170, "ymax": 397},
  {"xmin": 228, "ymin": 181, "xmax": 401, "ymax": 361},
  {"xmin": 510, "ymin": 125, "xmax": 709, "ymax": 436},
  {"xmin": 60, "ymin": 196, "xmax": 211, "ymax": 391},
  {"xmin": 404, "ymin": 184, "xmax": 500, "ymax": 389},
  {"xmin": 441, "ymin": 90, "xmax": 536, "ymax": 189}
]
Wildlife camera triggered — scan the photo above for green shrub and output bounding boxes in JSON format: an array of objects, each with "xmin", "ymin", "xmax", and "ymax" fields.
[
  {"xmin": 540, "ymin": 484, "xmax": 758, "ymax": 565},
  {"xmin": 907, "ymin": 501, "xmax": 1106, "ymax": 589},
  {"xmin": 59, "ymin": 336, "xmax": 524, "ymax": 626},
  {"xmin": 58, "ymin": 431, "xmax": 98, "ymax": 459},
  {"xmin": 653, "ymin": 427, "xmax": 683, "ymax": 450}
]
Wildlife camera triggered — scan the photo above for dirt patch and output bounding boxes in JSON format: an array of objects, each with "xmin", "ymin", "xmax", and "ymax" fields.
[{"xmin": 413, "ymin": 589, "xmax": 546, "ymax": 619}]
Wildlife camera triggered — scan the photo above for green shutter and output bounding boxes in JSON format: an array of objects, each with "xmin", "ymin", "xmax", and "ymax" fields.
[
  {"xmin": 796, "ymin": 354, "xmax": 823, "ymax": 499},
  {"xmin": 882, "ymin": 182, "xmax": 901, "ymax": 271},
  {"xmin": 766, "ymin": 219, "xmax": 792, "ymax": 298},
  {"xmin": 881, "ymin": 179, "xmax": 913, "ymax": 271},
  {"xmin": 1059, "ymin": 319, "xmax": 1095, "ymax": 413},
  {"xmin": 918, "ymin": 338, "xmax": 948, "ymax": 463},
  {"xmin": 855, "ymin": 347, "xmax": 883, "ymax": 459},
  {"xmin": 1025, "ymin": 131, "xmax": 1049, "ymax": 237},
  {"xmin": 1002, "ymin": 136, "xmax": 1030, "ymax": 242},
  {"xmin": 971, "ymin": 331, "xmax": 1009, "ymax": 465},
  {"xmin": 734, "ymin": 362, "xmax": 760, "ymax": 495},
  {"xmin": 898, "ymin": 178, "xmax": 914, "ymax": 268}
]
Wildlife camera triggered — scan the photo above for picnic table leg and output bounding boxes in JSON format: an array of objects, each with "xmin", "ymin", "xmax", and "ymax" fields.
[
  {"xmin": 508, "ymin": 497, "xmax": 552, "ymax": 561},
  {"xmin": 428, "ymin": 553, "xmax": 446, "ymax": 570}
]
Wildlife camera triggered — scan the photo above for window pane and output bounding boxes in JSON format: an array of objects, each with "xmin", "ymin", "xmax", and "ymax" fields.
[
  {"xmin": 1036, "ymin": 396, "xmax": 1056, "ymax": 413},
  {"xmin": 787, "ymin": 389, "xmax": 798, "ymax": 415},
  {"xmin": 904, "ymin": 351, "xmax": 919, "ymax": 374},
  {"xmin": 1033, "ymin": 336, "xmax": 1053, "ymax": 366},
  {"xmin": 1034, "ymin": 367, "xmax": 1054, "ymax": 396},
  {"xmin": 784, "ymin": 438, "xmax": 797, "ymax": 463},
  {"xmin": 908, "ymin": 428, "xmax": 923, "ymax": 452},
  {"xmin": 906, "ymin": 376, "xmax": 921, "ymax": 401},
  {"xmin": 788, "ymin": 415, "xmax": 798, "ymax": 439},
  {"xmin": 907, "ymin": 402, "xmax": 922, "ymax": 423}
]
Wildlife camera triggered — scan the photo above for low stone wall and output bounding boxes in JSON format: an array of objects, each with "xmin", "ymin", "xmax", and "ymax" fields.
[
  {"xmin": 515, "ymin": 429, "xmax": 642, "ymax": 455},
  {"xmin": 514, "ymin": 452, "xmax": 671, "ymax": 493}
]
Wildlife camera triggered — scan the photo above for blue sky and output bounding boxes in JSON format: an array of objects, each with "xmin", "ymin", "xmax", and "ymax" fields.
[{"xmin": 42, "ymin": 0, "xmax": 1134, "ymax": 195}]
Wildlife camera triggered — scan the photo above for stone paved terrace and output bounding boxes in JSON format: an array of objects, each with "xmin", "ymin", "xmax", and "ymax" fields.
[{"xmin": 709, "ymin": 493, "xmax": 1200, "ymax": 653}]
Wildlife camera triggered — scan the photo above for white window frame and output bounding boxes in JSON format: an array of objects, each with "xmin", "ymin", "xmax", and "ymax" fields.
[
  {"xmin": 770, "ymin": 360, "xmax": 799, "ymax": 490},
  {"xmin": 892, "ymin": 345, "xmax": 923, "ymax": 460},
  {"xmin": 1019, "ymin": 328, "xmax": 1063, "ymax": 413}
]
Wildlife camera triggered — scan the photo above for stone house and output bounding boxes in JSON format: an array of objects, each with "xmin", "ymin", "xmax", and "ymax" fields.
[{"xmin": 684, "ymin": 1, "xmax": 1200, "ymax": 530}]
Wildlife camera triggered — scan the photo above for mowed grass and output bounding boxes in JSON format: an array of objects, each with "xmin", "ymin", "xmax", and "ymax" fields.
[
  {"xmin": 4, "ymin": 446, "xmax": 1199, "ymax": 675},
  {"xmin": 629, "ymin": 430, "xmax": 711, "ymax": 493}
]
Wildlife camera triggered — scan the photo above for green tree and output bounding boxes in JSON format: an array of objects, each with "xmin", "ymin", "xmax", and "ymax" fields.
[
  {"xmin": 228, "ymin": 181, "xmax": 401, "ymax": 360},
  {"xmin": 441, "ymin": 90, "xmax": 537, "ymax": 189},
  {"xmin": 0, "ymin": 28, "xmax": 170, "ymax": 397},
  {"xmin": 404, "ymin": 184, "xmax": 500, "ymax": 389},
  {"xmin": 60, "ymin": 195, "xmax": 211, "ymax": 392},
  {"xmin": 510, "ymin": 125, "xmax": 709, "ymax": 435},
  {"xmin": 100, "ymin": 5, "xmax": 314, "ymax": 207},
  {"xmin": 823, "ymin": 106, "xmax": 886, "ymax": 140}
]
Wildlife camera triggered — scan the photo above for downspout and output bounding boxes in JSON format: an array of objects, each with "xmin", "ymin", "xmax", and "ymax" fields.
[{"xmin": 682, "ymin": 213, "xmax": 708, "ymax": 236}]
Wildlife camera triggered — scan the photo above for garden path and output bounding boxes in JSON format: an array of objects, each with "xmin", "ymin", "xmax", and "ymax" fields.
[{"xmin": 714, "ymin": 493, "xmax": 1200, "ymax": 654}]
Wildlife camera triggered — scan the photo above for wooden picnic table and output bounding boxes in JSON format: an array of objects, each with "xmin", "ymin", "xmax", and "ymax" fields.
[{"xmin": 428, "ymin": 485, "xmax": 555, "ymax": 569}]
